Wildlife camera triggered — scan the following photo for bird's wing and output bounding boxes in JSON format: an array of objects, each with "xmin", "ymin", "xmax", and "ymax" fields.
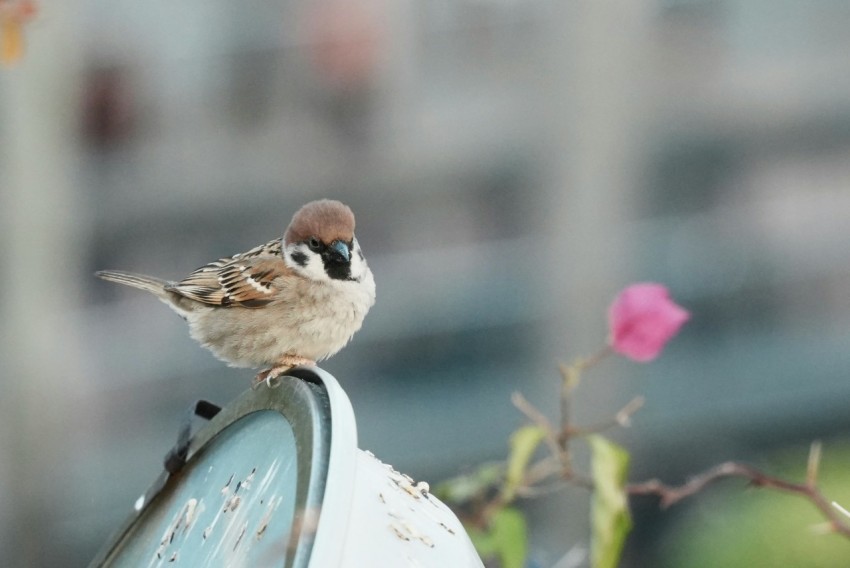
[{"xmin": 166, "ymin": 239, "xmax": 289, "ymax": 308}]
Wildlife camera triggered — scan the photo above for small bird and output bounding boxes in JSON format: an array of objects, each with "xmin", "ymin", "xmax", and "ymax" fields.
[{"xmin": 97, "ymin": 199, "xmax": 375, "ymax": 386}]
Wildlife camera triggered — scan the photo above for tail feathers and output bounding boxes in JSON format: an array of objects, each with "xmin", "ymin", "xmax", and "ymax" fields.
[{"xmin": 95, "ymin": 270, "xmax": 170, "ymax": 296}]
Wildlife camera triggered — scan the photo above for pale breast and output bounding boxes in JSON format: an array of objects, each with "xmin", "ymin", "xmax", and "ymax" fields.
[{"xmin": 186, "ymin": 269, "xmax": 375, "ymax": 368}]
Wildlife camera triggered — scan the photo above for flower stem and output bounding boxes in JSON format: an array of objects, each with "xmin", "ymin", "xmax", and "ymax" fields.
[{"xmin": 558, "ymin": 344, "xmax": 614, "ymax": 448}]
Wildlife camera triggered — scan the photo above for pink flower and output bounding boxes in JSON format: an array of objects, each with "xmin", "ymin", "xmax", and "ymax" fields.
[{"xmin": 608, "ymin": 283, "xmax": 690, "ymax": 362}]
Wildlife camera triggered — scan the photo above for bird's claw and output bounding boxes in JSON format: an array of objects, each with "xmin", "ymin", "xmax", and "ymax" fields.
[
  {"xmin": 252, "ymin": 367, "xmax": 286, "ymax": 390},
  {"xmin": 251, "ymin": 357, "xmax": 316, "ymax": 390}
]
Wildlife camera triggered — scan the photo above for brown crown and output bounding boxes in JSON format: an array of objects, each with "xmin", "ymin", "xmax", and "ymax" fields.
[{"xmin": 284, "ymin": 199, "xmax": 356, "ymax": 245}]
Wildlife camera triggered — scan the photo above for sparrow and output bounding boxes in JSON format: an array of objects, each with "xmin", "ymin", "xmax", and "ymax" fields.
[{"xmin": 96, "ymin": 199, "xmax": 375, "ymax": 386}]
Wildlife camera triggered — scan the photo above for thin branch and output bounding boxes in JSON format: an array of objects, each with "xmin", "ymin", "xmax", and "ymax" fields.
[
  {"xmin": 576, "ymin": 344, "xmax": 614, "ymax": 373},
  {"xmin": 557, "ymin": 346, "xmax": 615, "ymax": 449},
  {"xmin": 521, "ymin": 454, "xmax": 594, "ymax": 490},
  {"xmin": 511, "ymin": 391, "xmax": 555, "ymax": 432},
  {"xmin": 628, "ymin": 461, "xmax": 850, "ymax": 538},
  {"xmin": 558, "ymin": 363, "xmax": 577, "ymax": 450},
  {"xmin": 523, "ymin": 455, "xmax": 562, "ymax": 485},
  {"xmin": 516, "ymin": 480, "xmax": 572, "ymax": 498},
  {"xmin": 832, "ymin": 501, "xmax": 850, "ymax": 520},
  {"xmin": 566, "ymin": 396, "xmax": 646, "ymax": 437},
  {"xmin": 511, "ymin": 391, "xmax": 567, "ymax": 465},
  {"xmin": 807, "ymin": 440, "xmax": 822, "ymax": 489}
]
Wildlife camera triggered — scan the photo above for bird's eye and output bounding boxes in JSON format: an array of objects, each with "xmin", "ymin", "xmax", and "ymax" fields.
[{"xmin": 308, "ymin": 237, "xmax": 322, "ymax": 251}]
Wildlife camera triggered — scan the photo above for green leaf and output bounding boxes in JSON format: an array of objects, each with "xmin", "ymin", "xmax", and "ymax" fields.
[
  {"xmin": 466, "ymin": 521, "xmax": 498, "ymax": 558},
  {"xmin": 588, "ymin": 435, "xmax": 632, "ymax": 568},
  {"xmin": 503, "ymin": 425, "xmax": 547, "ymax": 502},
  {"xmin": 466, "ymin": 507, "xmax": 529, "ymax": 568},
  {"xmin": 433, "ymin": 462, "xmax": 504, "ymax": 506}
]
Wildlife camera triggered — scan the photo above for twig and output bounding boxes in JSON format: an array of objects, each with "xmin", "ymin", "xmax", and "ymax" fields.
[
  {"xmin": 516, "ymin": 480, "xmax": 572, "ymax": 498},
  {"xmin": 558, "ymin": 363, "xmax": 577, "ymax": 451},
  {"xmin": 523, "ymin": 455, "xmax": 562, "ymax": 485},
  {"xmin": 557, "ymin": 346, "xmax": 615, "ymax": 449},
  {"xmin": 521, "ymin": 454, "xmax": 594, "ymax": 490},
  {"xmin": 576, "ymin": 344, "xmax": 614, "ymax": 373},
  {"xmin": 511, "ymin": 392, "xmax": 566, "ymax": 465},
  {"xmin": 511, "ymin": 391, "xmax": 555, "ymax": 432},
  {"xmin": 566, "ymin": 396, "xmax": 645, "ymax": 437},
  {"xmin": 615, "ymin": 396, "xmax": 646, "ymax": 428},
  {"xmin": 628, "ymin": 461, "xmax": 850, "ymax": 538},
  {"xmin": 806, "ymin": 440, "xmax": 822, "ymax": 488},
  {"xmin": 832, "ymin": 501, "xmax": 850, "ymax": 520}
]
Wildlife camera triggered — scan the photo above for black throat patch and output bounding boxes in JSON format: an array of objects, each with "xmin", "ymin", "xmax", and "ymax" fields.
[{"xmin": 323, "ymin": 259, "xmax": 353, "ymax": 281}]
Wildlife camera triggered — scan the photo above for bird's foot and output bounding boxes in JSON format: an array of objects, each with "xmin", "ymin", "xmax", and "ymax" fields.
[{"xmin": 251, "ymin": 356, "xmax": 316, "ymax": 390}]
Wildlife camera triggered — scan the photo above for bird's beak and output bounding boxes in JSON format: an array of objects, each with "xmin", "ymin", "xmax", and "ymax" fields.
[{"xmin": 327, "ymin": 240, "xmax": 350, "ymax": 263}]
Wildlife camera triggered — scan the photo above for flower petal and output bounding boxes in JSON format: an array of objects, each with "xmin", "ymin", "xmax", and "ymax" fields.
[{"xmin": 608, "ymin": 283, "xmax": 690, "ymax": 362}]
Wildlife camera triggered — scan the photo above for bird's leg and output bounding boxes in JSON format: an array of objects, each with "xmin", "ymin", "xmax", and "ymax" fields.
[{"xmin": 252, "ymin": 355, "xmax": 317, "ymax": 389}]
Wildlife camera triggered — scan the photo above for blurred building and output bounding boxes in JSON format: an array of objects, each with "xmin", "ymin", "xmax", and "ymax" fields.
[{"xmin": 2, "ymin": 1, "xmax": 850, "ymax": 566}]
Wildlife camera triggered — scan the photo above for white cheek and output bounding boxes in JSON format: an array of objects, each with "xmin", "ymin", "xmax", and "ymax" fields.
[
  {"xmin": 303, "ymin": 253, "xmax": 328, "ymax": 281},
  {"xmin": 285, "ymin": 245, "xmax": 328, "ymax": 281},
  {"xmin": 350, "ymin": 239, "xmax": 367, "ymax": 278}
]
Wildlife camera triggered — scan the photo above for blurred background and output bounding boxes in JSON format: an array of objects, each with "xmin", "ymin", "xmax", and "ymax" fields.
[{"xmin": 2, "ymin": 0, "xmax": 850, "ymax": 566}]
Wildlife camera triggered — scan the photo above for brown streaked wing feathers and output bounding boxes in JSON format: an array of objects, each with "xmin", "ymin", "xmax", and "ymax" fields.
[{"xmin": 165, "ymin": 239, "xmax": 288, "ymax": 308}]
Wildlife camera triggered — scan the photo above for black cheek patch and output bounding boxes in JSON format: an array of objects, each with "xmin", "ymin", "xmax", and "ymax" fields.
[{"xmin": 290, "ymin": 251, "xmax": 309, "ymax": 267}]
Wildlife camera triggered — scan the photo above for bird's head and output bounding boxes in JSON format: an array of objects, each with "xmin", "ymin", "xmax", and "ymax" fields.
[{"xmin": 283, "ymin": 199, "xmax": 368, "ymax": 283}]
